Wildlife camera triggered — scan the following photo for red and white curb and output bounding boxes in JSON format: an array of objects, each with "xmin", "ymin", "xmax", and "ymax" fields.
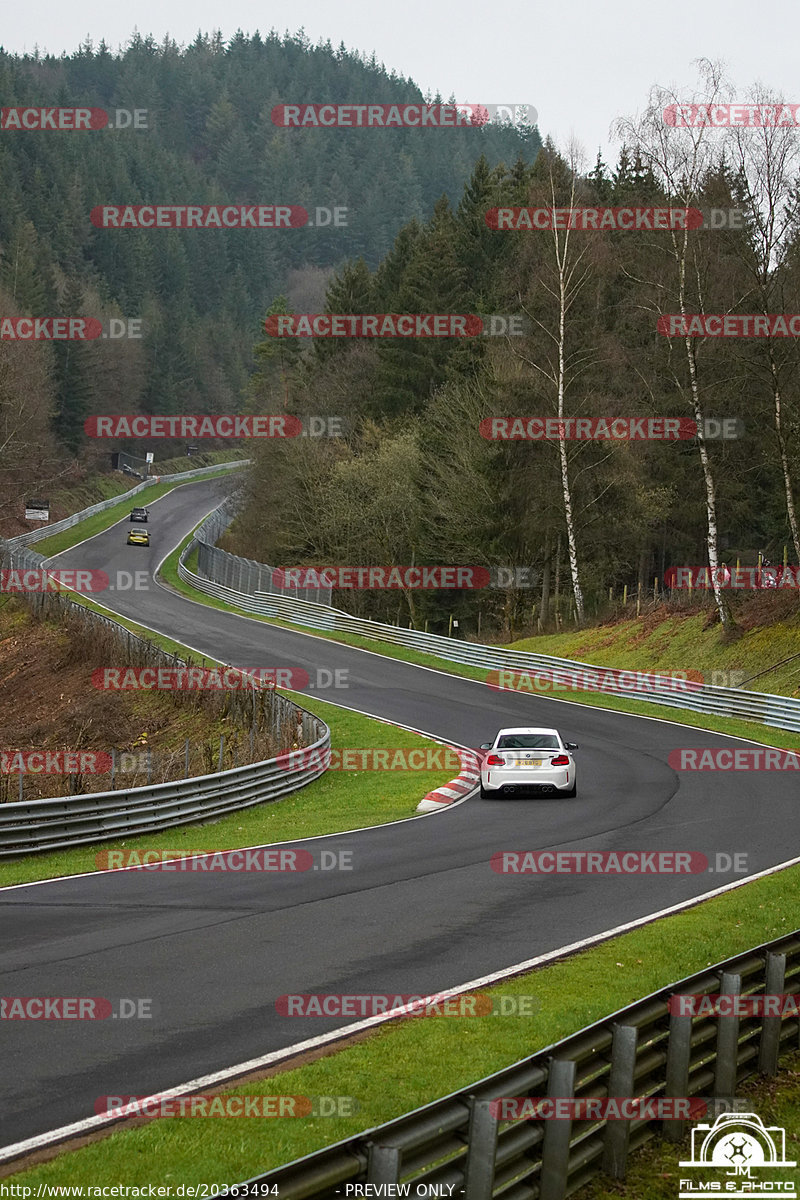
[{"xmin": 416, "ymin": 750, "xmax": 482, "ymax": 812}]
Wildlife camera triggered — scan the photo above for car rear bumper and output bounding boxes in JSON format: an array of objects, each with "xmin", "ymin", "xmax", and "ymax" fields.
[{"xmin": 481, "ymin": 767, "xmax": 574, "ymax": 793}]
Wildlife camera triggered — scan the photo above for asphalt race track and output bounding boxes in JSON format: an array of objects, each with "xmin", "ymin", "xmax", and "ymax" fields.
[{"xmin": 0, "ymin": 475, "xmax": 794, "ymax": 1153}]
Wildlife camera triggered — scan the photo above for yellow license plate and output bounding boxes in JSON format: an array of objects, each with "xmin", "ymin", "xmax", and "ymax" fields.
[{"xmin": 519, "ymin": 759, "xmax": 542, "ymax": 767}]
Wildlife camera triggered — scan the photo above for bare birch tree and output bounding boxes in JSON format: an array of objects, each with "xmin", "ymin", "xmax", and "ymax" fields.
[
  {"xmin": 615, "ymin": 59, "xmax": 734, "ymax": 626},
  {"xmin": 725, "ymin": 83, "xmax": 800, "ymax": 561},
  {"xmin": 511, "ymin": 139, "xmax": 602, "ymax": 624}
]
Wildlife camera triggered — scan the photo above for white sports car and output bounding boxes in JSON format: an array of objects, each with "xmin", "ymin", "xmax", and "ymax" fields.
[{"xmin": 479, "ymin": 727, "xmax": 578, "ymax": 798}]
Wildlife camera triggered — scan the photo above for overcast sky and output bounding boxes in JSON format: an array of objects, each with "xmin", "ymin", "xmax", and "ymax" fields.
[{"xmin": 5, "ymin": 0, "xmax": 800, "ymax": 166}]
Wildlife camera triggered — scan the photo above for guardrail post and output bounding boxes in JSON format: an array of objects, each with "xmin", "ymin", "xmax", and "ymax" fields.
[
  {"xmin": 663, "ymin": 1003, "xmax": 692, "ymax": 1143},
  {"xmin": 715, "ymin": 972, "xmax": 741, "ymax": 1099},
  {"xmin": 758, "ymin": 952, "xmax": 786, "ymax": 1075},
  {"xmin": 367, "ymin": 1144, "xmax": 401, "ymax": 1184},
  {"xmin": 540, "ymin": 1058, "xmax": 576, "ymax": 1200},
  {"xmin": 463, "ymin": 1097, "xmax": 498, "ymax": 1200},
  {"xmin": 602, "ymin": 1024, "xmax": 637, "ymax": 1178}
]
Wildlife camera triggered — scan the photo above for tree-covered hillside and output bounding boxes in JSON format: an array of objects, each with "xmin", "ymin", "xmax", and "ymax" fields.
[{"xmin": 0, "ymin": 29, "xmax": 540, "ymax": 499}]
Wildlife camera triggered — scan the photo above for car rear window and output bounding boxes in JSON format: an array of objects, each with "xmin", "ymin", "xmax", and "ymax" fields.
[{"xmin": 497, "ymin": 735, "xmax": 560, "ymax": 749}]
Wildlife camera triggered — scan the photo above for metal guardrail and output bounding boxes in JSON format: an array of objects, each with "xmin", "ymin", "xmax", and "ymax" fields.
[
  {"xmin": 3, "ymin": 460, "xmax": 248, "ymax": 549},
  {"xmin": 0, "ymin": 721, "xmax": 329, "ymax": 857},
  {"xmin": 180, "ymin": 503, "xmax": 800, "ymax": 735},
  {"xmin": 193, "ymin": 497, "xmax": 334, "ymax": 605},
  {"xmin": 221, "ymin": 931, "xmax": 800, "ymax": 1200}
]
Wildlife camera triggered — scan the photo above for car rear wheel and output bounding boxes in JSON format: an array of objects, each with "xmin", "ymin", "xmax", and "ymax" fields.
[
  {"xmin": 480, "ymin": 784, "xmax": 497, "ymax": 799},
  {"xmin": 563, "ymin": 781, "xmax": 577, "ymax": 797}
]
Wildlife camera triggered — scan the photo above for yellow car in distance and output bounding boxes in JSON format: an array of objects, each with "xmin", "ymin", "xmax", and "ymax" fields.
[{"xmin": 127, "ymin": 528, "xmax": 150, "ymax": 547}]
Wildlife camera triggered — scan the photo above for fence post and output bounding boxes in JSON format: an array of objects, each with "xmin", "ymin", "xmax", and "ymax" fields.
[
  {"xmin": 602, "ymin": 1024, "xmax": 638, "ymax": 1178},
  {"xmin": 758, "ymin": 953, "xmax": 786, "ymax": 1075},
  {"xmin": 540, "ymin": 1058, "xmax": 576, "ymax": 1200},
  {"xmin": 218, "ymin": 736, "xmax": 225, "ymax": 772},
  {"xmin": 185, "ymin": 739, "xmax": 190, "ymax": 779},
  {"xmin": 663, "ymin": 1004, "xmax": 693, "ymax": 1143},
  {"xmin": 463, "ymin": 1097, "xmax": 498, "ymax": 1200},
  {"xmin": 367, "ymin": 1144, "xmax": 401, "ymax": 1184},
  {"xmin": 111, "ymin": 749, "xmax": 116, "ymax": 790},
  {"xmin": 715, "ymin": 972, "xmax": 742, "ymax": 1099}
]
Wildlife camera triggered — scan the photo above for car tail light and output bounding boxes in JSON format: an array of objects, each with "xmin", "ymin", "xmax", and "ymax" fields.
[
  {"xmin": 550, "ymin": 755, "xmax": 570, "ymax": 766},
  {"xmin": 485, "ymin": 754, "xmax": 504, "ymax": 766}
]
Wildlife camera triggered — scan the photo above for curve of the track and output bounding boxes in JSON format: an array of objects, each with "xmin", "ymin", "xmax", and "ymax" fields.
[{"xmin": 0, "ymin": 475, "xmax": 794, "ymax": 1151}]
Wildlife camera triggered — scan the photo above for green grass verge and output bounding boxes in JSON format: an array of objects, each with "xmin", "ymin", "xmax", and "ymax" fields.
[
  {"xmin": 6, "ymin": 869, "xmax": 799, "ymax": 1186},
  {"xmin": 32, "ymin": 464, "xmax": 246, "ymax": 558},
  {"xmin": 510, "ymin": 608, "xmax": 800, "ymax": 698}
]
